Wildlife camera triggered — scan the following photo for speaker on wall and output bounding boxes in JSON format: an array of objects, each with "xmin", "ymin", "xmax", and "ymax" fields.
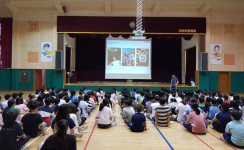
[
  {"xmin": 55, "ymin": 50, "xmax": 64, "ymax": 69},
  {"xmin": 199, "ymin": 52, "xmax": 208, "ymax": 71}
]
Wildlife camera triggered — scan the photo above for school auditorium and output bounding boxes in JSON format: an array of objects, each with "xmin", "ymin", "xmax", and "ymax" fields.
[{"xmin": 0, "ymin": 0, "xmax": 244, "ymax": 150}]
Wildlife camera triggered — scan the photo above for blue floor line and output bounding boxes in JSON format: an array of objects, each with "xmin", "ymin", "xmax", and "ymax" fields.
[{"xmin": 150, "ymin": 120, "xmax": 174, "ymax": 150}]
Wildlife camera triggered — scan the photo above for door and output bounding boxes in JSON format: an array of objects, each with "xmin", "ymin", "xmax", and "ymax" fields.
[
  {"xmin": 34, "ymin": 70, "xmax": 42, "ymax": 90},
  {"xmin": 218, "ymin": 72, "xmax": 230, "ymax": 93}
]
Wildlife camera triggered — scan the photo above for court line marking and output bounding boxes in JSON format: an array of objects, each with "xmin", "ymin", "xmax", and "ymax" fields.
[
  {"xmin": 177, "ymin": 122, "xmax": 214, "ymax": 150},
  {"xmin": 150, "ymin": 120, "xmax": 174, "ymax": 150},
  {"xmin": 83, "ymin": 122, "xmax": 97, "ymax": 150},
  {"xmin": 21, "ymin": 127, "xmax": 51, "ymax": 150},
  {"xmin": 207, "ymin": 131, "xmax": 238, "ymax": 150}
]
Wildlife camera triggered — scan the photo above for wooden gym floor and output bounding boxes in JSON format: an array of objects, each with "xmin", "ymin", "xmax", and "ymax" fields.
[{"xmin": 0, "ymin": 91, "xmax": 243, "ymax": 150}]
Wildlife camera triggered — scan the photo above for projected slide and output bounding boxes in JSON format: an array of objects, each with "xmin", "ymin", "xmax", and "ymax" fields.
[{"xmin": 105, "ymin": 38, "xmax": 151, "ymax": 79}]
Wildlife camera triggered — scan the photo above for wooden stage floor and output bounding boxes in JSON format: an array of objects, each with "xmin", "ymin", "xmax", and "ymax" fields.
[{"xmin": 65, "ymin": 81, "xmax": 197, "ymax": 88}]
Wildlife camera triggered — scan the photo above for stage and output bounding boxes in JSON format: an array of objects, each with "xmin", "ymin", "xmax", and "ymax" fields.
[{"xmin": 64, "ymin": 81, "xmax": 198, "ymax": 91}]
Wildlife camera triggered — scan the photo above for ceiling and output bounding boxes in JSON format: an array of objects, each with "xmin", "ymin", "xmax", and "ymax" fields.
[{"xmin": 0, "ymin": 0, "xmax": 244, "ymax": 18}]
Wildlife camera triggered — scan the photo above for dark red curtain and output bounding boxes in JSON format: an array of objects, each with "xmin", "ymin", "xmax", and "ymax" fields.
[
  {"xmin": 65, "ymin": 46, "xmax": 71, "ymax": 71},
  {"xmin": 185, "ymin": 47, "xmax": 196, "ymax": 84},
  {"xmin": 75, "ymin": 35, "xmax": 181, "ymax": 82},
  {"xmin": 58, "ymin": 16, "xmax": 206, "ymax": 34},
  {"xmin": 0, "ymin": 18, "xmax": 12, "ymax": 68}
]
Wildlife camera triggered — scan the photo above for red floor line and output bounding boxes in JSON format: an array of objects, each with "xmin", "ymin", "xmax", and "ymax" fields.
[
  {"xmin": 207, "ymin": 131, "xmax": 238, "ymax": 150},
  {"xmin": 177, "ymin": 122, "xmax": 214, "ymax": 150},
  {"xmin": 83, "ymin": 122, "xmax": 97, "ymax": 150}
]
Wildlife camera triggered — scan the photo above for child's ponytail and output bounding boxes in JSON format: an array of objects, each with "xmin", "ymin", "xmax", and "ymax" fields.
[
  {"xmin": 56, "ymin": 119, "xmax": 68, "ymax": 150},
  {"xmin": 99, "ymin": 98, "xmax": 109, "ymax": 111},
  {"xmin": 191, "ymin": 103, "xmax": 200, "ymax": 115}
]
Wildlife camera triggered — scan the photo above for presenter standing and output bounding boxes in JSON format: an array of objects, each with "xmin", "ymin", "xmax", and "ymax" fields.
[{"xmin": 171, "ymin": 74, "xmax": 179, "ymax": 91}]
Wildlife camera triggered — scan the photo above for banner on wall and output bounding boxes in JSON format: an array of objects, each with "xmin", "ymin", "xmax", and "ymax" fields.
[
  {"xmin": 210, "ymin": 44, "xmax": 222, "ymax": 64},
  {"xmin": 41, "ymin": 42, "xmax": 52, "ymax": 62}
]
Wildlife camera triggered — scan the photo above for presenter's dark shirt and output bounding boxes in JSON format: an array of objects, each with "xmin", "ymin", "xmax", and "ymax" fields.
[{"xmin": 172, "ymin": 77, "xmax": 178, "ymax": 87}]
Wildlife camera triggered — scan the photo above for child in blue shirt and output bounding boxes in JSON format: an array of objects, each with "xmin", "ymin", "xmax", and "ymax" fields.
[
  {"xmin": 220, "ymin": 110, "xmax": 244, "ymax": 148},
  {"xmin": 208, "ymin": 99, "xmax": 219, "ymax": 120},
  {"xmin": 126, "ymin": 104, "xmax": 147, "ymax": 132}
]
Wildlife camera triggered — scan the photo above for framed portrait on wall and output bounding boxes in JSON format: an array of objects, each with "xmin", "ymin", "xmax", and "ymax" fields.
[{"xmin": 19, "ymin": 71, "xmax": 30, "ymax": 83}]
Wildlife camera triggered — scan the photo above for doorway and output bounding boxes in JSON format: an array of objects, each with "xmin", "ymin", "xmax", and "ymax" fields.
[
  {"xmin": 66, "ymin": 46, "xmax": 71, "ymax": 83},
  {"xmin": 185, "ymin": 47, "xmax": 196, "ymax": 84}
]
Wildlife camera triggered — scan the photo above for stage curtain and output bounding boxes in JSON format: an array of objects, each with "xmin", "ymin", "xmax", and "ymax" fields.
[
  {"xmin": 0, "ymin": 18, "xmax": 12, "ymax": 68},
  {"xmin": 58, "ymin": 16, "xmax": 206, "ymax": 34},
  {"xmin": 185, "ymin": 47, "xmax": 196, "ymax": 84}
]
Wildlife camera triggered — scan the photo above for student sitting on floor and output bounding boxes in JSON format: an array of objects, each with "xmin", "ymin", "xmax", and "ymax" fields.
[
  {"xmin": 131, "ymin": 96, "xmax": 138, "ymax": 110},
  {"xmin": 229, "ymin": 100, "xmax": 241, "ymax": 112},
  {"xmin": 26, "ymin": 94, "xmax": 36, "ymax": 109},
  {"xmin": 175, "ymin": 98, "xmax": 191, "ymax": 123},
  {"xmin": 155, "ymin": 97, "xmax": 170, "ymax": 127},
  {"xmin": 39, "ymin": 97, "xmax": 54, "ymax": 127},
  {"xmin": 95, "ymin": 98, "xmax": 116, "ymax": 128},
  {"xmin": 41, "ymin": 119, "xmax": 76, "ymax": 150},
  {"xmin": 68, "ymin": 104, "xmax": 88, "ymax": 137},
  {"xmin": 11, "ymin": 93, "xmax": 18, "ymax": 102},
  {"xmin": 145, "ymin": 95, "xmax": 155, "ymax": 111},
  {"xmin": 70, "ymin": 90, "xmax": 78, "ymax": 103},
  {"xmin": 58, "ymin": 93, "xmax": 67, "ymax": 106},
  {"xmin": 223, "ymin": 94, "xmax": 231, "ymax": 104},
  {"xmin": 78, "ymin": 96, "xmax": 89, "ymax": 121},
  {"xmin": 52, "ymin": 104, "xmax": 82, "ymax": 138},
  {"xmin": 198, "ymin": 96, "xmax": 205, "ymax": 111},
  {"xmin": 182, "ymin": 103, "xmax": 206, "ymax": 134},
  {"xmin": 208, "ymin": 99, "xmax": 219, "ymax": 120},
  {"xmin": 2, "ymin": 94, "xmax": 11, "ymax": 109},
  {"xmin": 3, "ymin": 100, "xmax": 20, "ymax": 117},
  {"xmin": 104, "ymin": 93, "xmax": 116, "ymax": 110},
  {"xmin": 126, "ymin": 104, "xmax": 147, "ymax": 132},
  {"xmin": 18, "ymin": 92, "xmax": 27, "ymax": 104},
  {"xmin": 0, "ymin": 111, "xmax": 30, "ymax": 150},
  {"xmin": 51, "ymin": 98, "xmax": 60, "ymax": 112},
  {"xmin": 73, "ymin": 101, "xmax": 83, "ymax": 125},
  {"xmin": 15, "ymin": 97, "xmax": 29, "ymax": 122},
  {"xmin": 122, "ymin": 100, "xmax": 135, "ymax": 123},
  {"xmin": 208, "ymin": 102, "xmax": 231, "ymax": 133},
  {"xmin": 220, "ymin": 110, "xmax": 244, "ymax": 148},
  {"xmin": 183, "ymin": 98, "xmax": 207, "ymax": 121},
  {"xmin": 135, "ymin": 90, "xmax": 141, "ymax": 101},
  {"xmin": 168, "ymin": 98, "xmax": 177, "ymax": 116},
  {"xmin": 148, "ymin": 96, "xmax": 160, "ymax": 121},
  {"xmin": 84, "ymin": 94, "xmax": 95, "ymax": 112},
  {"xmin": 20, "ymin": 102, "xmax": 47, "ymax": 138}
]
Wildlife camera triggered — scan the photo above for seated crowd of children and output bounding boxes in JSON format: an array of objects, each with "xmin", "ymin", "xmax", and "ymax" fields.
[
  {"xmin": 118, "ymin": 88, "xmax": 244, "ymax": 148},
  {"xmin": 0, "ymin": 87, "xmax": 103, "ymax": 150},
  {"xmin": 0, "ymin": 87, "xmax": 244, "ymax": 149}
]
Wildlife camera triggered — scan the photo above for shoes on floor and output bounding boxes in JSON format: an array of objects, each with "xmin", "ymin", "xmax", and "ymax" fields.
[
  {"xmin": 75, "ymin": 132, "xmax": 83, "ymax": 138},
  {"xmin": 111, "ymin": 122, "xmax": 117, "ymax": 127},
  {"xmin": 210, "ymin": 124, "xmax": 214, "ymax": 129},
  {"xmin": 80, "ymin": 126, "xmax": 88, "ymax": 132},
  {"xmin": 219, "ymin": 135, "xmax": 225, "ymax": 141}
]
